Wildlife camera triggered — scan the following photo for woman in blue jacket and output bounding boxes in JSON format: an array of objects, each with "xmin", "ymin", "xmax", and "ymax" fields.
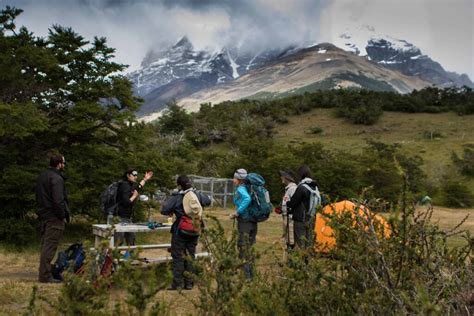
[{"xmin": 231, "ymin": 168, "xmax": 255, "ymax": 280}]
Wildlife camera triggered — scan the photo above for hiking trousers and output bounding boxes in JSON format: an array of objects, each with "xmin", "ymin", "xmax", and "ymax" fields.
[
  {"xmin": 237, "ymin": 220, "xmax": 258, "ymax": 280},
  {"xmin": 115, "ymin": 217, "xmax": 136, "ymax": 246},
  {"xmin": 38, "ymin": 218, "xmax": 65, "ymax": 282},
  {"xmin": 294, "ymin": 218, "xmax": 314, "ymax": 250},
  {"xmin": 171, "ymin": 231, "xmax": 198, "ymax": 288}
]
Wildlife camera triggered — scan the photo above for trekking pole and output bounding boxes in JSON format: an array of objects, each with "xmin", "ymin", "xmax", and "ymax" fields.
[{"xmin": 286, "ymin": 214, "xmax": 290, "ymax": 251}]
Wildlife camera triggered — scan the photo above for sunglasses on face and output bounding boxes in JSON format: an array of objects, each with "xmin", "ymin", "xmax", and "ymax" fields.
[{"xmin": 131, "ymin": 171, "xmax": 138, "ymax": 176}]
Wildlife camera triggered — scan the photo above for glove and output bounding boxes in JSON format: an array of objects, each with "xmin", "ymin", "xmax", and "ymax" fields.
[{"xmin": 229, "ymin": 213, "xmax": 238, "ymax": 219}]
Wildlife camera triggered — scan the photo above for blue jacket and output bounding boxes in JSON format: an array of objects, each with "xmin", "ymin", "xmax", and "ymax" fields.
[{"xmin": 233, "ymin": 185, "xmax": 252, "ymax": 221}]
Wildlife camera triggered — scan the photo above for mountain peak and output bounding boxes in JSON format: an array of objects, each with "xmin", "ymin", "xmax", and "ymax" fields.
[{"xmin": 173, "ymin": 36, "xmax": 193, "ymax": 50}]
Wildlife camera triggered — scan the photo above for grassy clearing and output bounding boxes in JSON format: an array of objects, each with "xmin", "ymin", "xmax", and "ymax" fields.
[
  {"xmin": 275, "ymin": 109, "xmax": 474, "ymax": 180},
  {"xmin": 0, "ymin": 205, "xmax": 471, "ymax": 314}
]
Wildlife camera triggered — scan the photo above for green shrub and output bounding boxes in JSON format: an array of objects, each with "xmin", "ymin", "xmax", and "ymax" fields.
[
  {"xmin": 192, "ymin": 194, "xmax": 473, "ymax": 314},
  {"xmin": 307, "ymin": 126, "xmax": 323, "ymax": 134},
  {"xmin": 452, "ymin": 146, "xmax": 474, "ymax": 177},
  {"xmin": 440, "ymin": 178, "xmax": 474, "ymax": 207},
  {"xmin": 337, "ymin": 103, "xmax": 384, "ymax": 125},
  {"xmin": 0, "ymin": 219, "xmax": 36, "ymax": 246}
]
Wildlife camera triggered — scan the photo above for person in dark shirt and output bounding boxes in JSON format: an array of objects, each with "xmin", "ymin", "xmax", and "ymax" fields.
[
  {"xmin": 286, "ymin": 165, "xmax": 320, "ymax": 249},
  {"xmin": 161, "ymin": 175, "xmax": 211, "ymax": 290},
  {"xmin": 36, "ymin": 153, "xmax": 70, "ymax": 283},
  {"xmin": 115, "ymin": 168, "xmax": 153, "ymax": 246}
]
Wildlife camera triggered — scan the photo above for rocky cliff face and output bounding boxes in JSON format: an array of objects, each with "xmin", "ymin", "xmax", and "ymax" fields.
[
  {"xmin": 128, "ymin": 37, "xmax": 288, "ymax": 115},
  {"xmin": 335, "ymin": 27, "xmax": 473, "ymax": 88}
]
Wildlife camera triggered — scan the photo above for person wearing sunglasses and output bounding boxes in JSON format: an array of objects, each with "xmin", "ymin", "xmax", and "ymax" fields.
[{"xmin": 115, "ymin": 168, "xmax": 153, "ymax": 246}]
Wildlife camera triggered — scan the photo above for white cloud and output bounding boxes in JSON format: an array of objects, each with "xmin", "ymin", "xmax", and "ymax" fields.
[
  {"xmin": 5, "ymin": 0, "xmax": 473, "ymax": 79},
  {"xmin": 322, "ymin": 0, "xmax": 473, "ymax": 78}
]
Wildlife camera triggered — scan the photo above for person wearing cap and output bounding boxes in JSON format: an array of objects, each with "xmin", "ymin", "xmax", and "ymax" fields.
[
  {"xmin": 231, "ymin": 168, "xmax": 256, "ymax": 280},
  {"xmin": 278, "ymin": 170, "xmax": 297, "ymax": 251},
  {"xmin": 161, "ymin": 175, "xmax": 211, "ymax": 290},
  {"xmin": 286, "ymin": 165, "xmax": 319, "ymax": 249},
  {"xmin": 115, "ymin": 168, "xmax": 153, "ymax": 246}
]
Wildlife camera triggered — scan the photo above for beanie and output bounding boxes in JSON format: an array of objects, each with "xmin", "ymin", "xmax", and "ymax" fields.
[{"xmin": 233, "ymin": 168, "xmax": 248, "ymax": 180}]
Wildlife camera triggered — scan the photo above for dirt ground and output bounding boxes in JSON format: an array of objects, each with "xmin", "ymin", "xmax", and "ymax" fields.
[{"xmin": 0, "ymin": 206, "xmax": 472, "ymax": 315}]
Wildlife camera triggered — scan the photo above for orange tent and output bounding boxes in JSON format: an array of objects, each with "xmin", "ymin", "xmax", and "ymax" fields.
[{"xmin": 314, "ymin": 200, "xmax": 391, "ymax": 253}]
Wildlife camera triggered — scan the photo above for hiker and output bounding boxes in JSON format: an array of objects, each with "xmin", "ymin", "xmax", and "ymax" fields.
[
  {"xmin": 286, "ymin": 165, "xmax": 320, "ymax": 249},
  {"xmin": 36, "ymin": 153, "xmax": 70, "ymax": 283},
  {"xmin": 276, "ymin": 170, "xmax": 297, "ymax": 250},
  {"xmin": 115, "ymin": 168, "xmax": 153, "ymax": 246},
  {"xmin": 162, "ymin": 175, "xmax": 211, "ymax": 290},
  {"xmin": 230, "ymin": 168, "xmax": 256, "ymax": 280}
]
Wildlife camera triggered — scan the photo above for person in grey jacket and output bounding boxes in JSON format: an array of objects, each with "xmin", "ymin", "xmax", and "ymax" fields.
[
  {"xmin": 36, "ymin": 154, "xmax": 70, "ymax": 283},
  {"xmin": 278, "ymin": 170, "xmax": 297, "ymax": 250},
  {"xmin": 286, "ymin": 165, "xmax": 319, "ymax": 249},
  {"xmin": 162, "ymin": 175, "xmax": 211, "ymax": 290}
]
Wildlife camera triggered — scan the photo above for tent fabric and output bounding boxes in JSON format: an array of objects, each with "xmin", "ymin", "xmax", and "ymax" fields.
[{"xmin": 314, "ymin": 200, "xmax": 391, "ymax": 253}]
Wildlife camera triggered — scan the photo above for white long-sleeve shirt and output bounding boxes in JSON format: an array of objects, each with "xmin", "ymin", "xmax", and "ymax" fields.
[{"xmin": 281, "ymin": 182, "xmax": 297, "ymax": 215}]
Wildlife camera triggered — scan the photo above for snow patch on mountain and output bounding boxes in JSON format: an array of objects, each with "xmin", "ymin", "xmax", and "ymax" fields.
[{"xmin": 335, "ymin": 25, "xmax": 420, "ymax": 57}]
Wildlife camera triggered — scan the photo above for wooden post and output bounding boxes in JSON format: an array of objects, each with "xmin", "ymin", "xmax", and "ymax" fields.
[
  {"xmin": 224, "ymin": 180, "xmax": 228, "ymax": 209},
  {"xmin": 210, "ymin": 178, "xmax": 214, "ymax": 207}
]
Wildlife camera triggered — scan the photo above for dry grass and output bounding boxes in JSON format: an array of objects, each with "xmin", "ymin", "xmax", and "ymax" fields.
[{"xmin": 0, "ymin": 205, "xmax": 471, "ymax": 314}]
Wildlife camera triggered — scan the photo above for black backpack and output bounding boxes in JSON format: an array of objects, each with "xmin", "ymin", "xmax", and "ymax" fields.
[{"xmin": 100, "ymin": 181, "xmax": 122, "ymax": 216}]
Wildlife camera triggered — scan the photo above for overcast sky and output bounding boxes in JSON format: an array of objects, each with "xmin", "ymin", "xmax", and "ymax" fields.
[{"xmin": 3, "ymin": 0, "xmax": 473, "ymax": 79}]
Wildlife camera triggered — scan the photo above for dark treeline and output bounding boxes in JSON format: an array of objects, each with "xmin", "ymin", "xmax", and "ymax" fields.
[
  {"xmin": 184, "ymin": 86, "xmax": 474, "ymax": 128},
  {"xmin": 1, "ymin": 6, "xmax": 473, "ymax": 245}
]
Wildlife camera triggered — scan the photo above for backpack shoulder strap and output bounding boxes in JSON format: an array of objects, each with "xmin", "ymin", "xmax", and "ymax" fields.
[{"xmin": 301, "ymin": 183, "xmax": 320, "ymax": 194}]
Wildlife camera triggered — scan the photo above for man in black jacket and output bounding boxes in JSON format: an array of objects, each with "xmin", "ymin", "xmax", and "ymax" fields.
[
  {"xmin": 115, "ymin": 168, "xmax": 153, "ymax": 246},
  {"xmin": 162, "ymin": 175, "xmax": 211, "ymax": 290},
  {"xmin": 36, "ymin": 154, "xmax": 70, "ymax": 283},
  {"xmin": 286, "ymin": 165, "xmax": 319, "ymax": 249}
]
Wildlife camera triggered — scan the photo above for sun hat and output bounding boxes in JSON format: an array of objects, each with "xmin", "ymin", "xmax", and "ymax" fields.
[{"xmin": 279, "ymin": 170, "xmax": 296, "ymax": 183}]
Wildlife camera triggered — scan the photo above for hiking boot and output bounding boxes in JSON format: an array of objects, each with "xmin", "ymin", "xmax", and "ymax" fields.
[{"xmin": 184, "ymin": 284, "xmax": 193, "ymax": 290}]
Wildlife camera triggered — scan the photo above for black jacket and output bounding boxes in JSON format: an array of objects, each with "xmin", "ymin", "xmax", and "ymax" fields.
[
  {"xmin": 161, "ymin": 189, "xmax": 212, "ymax": 234},
  {"xmin": 116, "ymin": 180, "xmax": 138, "ymax": 218},
  {"xmin": 36, "ymin": 168, "xmax": 69, "ymax": 221},
  {"xmin": 286, "ymin": 178, "xmax": 318, "ymax": 223}
]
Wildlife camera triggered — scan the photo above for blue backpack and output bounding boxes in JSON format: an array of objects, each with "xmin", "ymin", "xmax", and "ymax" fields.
[
  {"xmin": 52, "ymin": 243, "xmax": 85, "ymax": 280},
  {"xmin": 246, "ymin": 173, "xmax": 273, "ymax": 222}
]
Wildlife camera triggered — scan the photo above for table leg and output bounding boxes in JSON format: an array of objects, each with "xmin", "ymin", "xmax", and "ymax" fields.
[{"xmin": 95, "ymin": 235, "xmax": 101, "ymax": 249}]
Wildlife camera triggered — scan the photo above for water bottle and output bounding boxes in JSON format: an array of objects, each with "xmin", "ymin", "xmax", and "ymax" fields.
[{"xmin": 107, "ymin": 214, "xmax": 114, "ymax": 225}]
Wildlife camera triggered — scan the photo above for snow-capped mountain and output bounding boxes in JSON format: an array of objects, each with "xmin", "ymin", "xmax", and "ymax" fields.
[
  {"xmin": 128, "ymin": 36, "xmax": 290, "ymax": 114},
  {"xmin": 141, "ymin": 43, "xmax": 430, "ymax": 122},
  {"xmin": 130, "ymin": 31, "xmax": 472, "ymax": 119},
  {"xmin": 128, "ymin": 36, "xmax": 222, "ymax": 97},
  {"xmin": 335, "ymin": 26, "xmax": 473, "ymax": 88}
]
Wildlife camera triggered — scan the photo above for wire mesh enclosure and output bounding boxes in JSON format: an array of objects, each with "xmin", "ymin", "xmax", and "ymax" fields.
[{"xmin": 189, "ymin": 175, "xmax": 235, "ymax": 208}]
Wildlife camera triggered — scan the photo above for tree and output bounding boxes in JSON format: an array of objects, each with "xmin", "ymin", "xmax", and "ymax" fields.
[{"xmin": 0, "ymin": 6, "xmax": 146, "ymax": 244}]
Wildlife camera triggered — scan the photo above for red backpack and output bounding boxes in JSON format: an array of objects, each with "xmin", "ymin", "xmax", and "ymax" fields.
[{"xmin": 178, "ymin": 190, "xmax": 203, "ymax": 236}]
